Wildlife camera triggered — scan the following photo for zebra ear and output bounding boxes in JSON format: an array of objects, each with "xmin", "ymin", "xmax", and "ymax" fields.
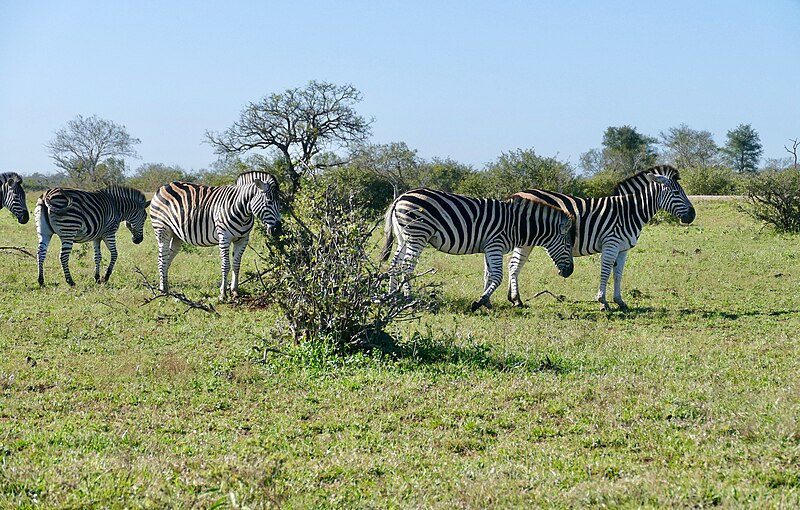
[{"xmin": 645, "ymin": 173, "xmax": 671, "ymax": 185}]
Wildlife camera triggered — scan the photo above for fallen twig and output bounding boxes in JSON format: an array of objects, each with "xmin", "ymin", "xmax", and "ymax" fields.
[
  {"xmin": 0, "ymin": 246, "xmax": 35, "ymax": 258},
  {"xmin": 134, "ymin": 267, "xmax": 217, "ymax": 314},
  {"xmin": 533, "ymin": 290, "xmax": 566, "ymax": 302}
]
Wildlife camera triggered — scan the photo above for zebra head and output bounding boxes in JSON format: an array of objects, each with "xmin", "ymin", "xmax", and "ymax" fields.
[
  {"xmin": 246, "ymin": 176, "xmax": 281, "ymax": 235},
  {"xmin": 112, "ymin": 187, "xmax": 149, "ymax": 245},
  {"xmin": 646, "ymin": 173, "xmax": 696, "ymax": 224},
  {"xmin": 1, "ymin": 173, "xmax": 30, "ymax": 224},
  {"xmin": 542, "ymin": 211, "xmax": 575, "ymax": 278}
]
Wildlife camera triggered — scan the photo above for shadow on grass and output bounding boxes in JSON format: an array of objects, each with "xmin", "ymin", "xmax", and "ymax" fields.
[
  {"xmin": 551, "ymin": 304, "xmax": 800, "ymax": 322},
  {"xmin": 363, "ymin": 329, "xmax": 576, "ymax": 375}
]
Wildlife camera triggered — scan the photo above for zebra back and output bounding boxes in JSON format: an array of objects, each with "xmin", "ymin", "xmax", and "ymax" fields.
[
  {"xmin": 40, "ymin": 186, "xmax": 149, "ymax": 242},
  {"xmin": 0, "ymin": 172, "xmax": 30, "ymax": 224}
]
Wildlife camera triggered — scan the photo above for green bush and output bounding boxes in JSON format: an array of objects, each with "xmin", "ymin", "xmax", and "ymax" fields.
[
  {"xmin": 680, "ymin": 165, "xmax": 738, "ymax": 196},
  {"xmin": 576, "ymin": 170, "xmax": 621, "ymax": 197},
  {"xmin": 251, "ymin": 182, "xmax": 439, "ymax": 349},
  {"xmin": 741, "ymin": 169, "xmax": 800, "ymax": 233}
]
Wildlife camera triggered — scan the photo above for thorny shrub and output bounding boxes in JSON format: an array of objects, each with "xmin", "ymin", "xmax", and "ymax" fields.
[
  {"xmin": 251, "ymin": 182, "xmax": 440, "ymax": 351},
  {"xmin": 741, "ymin": 169, "xmax": 800, "ymax": 233}
]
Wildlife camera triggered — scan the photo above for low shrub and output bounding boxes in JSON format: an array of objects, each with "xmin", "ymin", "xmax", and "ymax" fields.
[
  {"xmin": 741, "ymin": 169, "xmax": 800, "ymax": 233},
  {"xmin": 680, "ymin": 165, "xmax": 739, "ymax": 196},
  {"xmin": 251, "ymin": 182, "xmax": 440, "ymax": 350}
]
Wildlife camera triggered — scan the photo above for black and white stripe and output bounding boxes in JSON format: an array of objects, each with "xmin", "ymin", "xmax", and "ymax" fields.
[
  {"xmin": 381, "ymin": 188, "xmax": 575, "ymax": 311},
  {"xmin": 35, "ymin": 186, "xmax": 150, "ymax": 286},
  {"xmin": 149, "ymin": 171, "xmax": 281, "ymax": 300},
  {"xmin": 507, "ymin": 165, "xmax": 695, "ymax": 310},
  {"xmin": 1, "ymin": 172, "xmax": 30, "ymax": 224}
]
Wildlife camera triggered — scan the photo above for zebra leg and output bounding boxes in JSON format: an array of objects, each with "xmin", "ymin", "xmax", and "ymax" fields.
[
  {"xmin": 156, "ymin": 229, "xmax": 181, "ymax": 293},
  {"xmin": 398, "ymin": 240, "xmax": 424, "ymax": 296},
  {"xmin": 93, "ymin": 239, "xmax": 103, "ymax": 283},
  {"xmin": 36, "ymin": 215, "xmax": 53, "ymax": 287},
  {"xmin": 218, "ymin": 233, "xmax": 233, "ymax": 301},
  {"xmin": 507, "ymin": 246, "xmax": 533, "ymax": 307},
  {"xmin": 612, "ymin": 250, "xmax": 630, "ymax": 310},
  {"xmin": 597, "ymin": 245, "xmax": 620, "ymax": 311},
  {"xmin": 387, "ymin": 240, "xmax": 408, "ymax": 293},
  {"xmin": 229, "ymin": 236, "xmax": 249, "ymax": 298},
  {"xmin": 472, "ymin": 248, "xmax": 503, "ymax": 312},
  {"xmin": 58, "ymin": 238, "xmax": 76, "ymax": 286},
  {"xmin": 102, "ymin": 237, "xmax": 118, "ymax": 283}
]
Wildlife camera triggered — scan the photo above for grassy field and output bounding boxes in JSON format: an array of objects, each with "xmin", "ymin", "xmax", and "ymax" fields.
[{"xmin": 0, "ymin": 195, "xmax": 798, "ymax": 508}]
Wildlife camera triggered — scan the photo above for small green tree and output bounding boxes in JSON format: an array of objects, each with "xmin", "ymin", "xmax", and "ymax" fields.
[
  {"xmin": 721, "ymin": 124, "xmax": 763, "ymax": 173},
  {"xmin": 350, "ymin": 142, "xmax": 420, "ymax": 199},
  {"xmin": 479, "ymin": 148, "xmax": 577, "ymax": 199},
  {"xmin": 128, "ymin": 163, "xmax": 190, "ymax": 192},
  {"xmin": 416, "ymin": 157, "xmax": 474, "ymax": 192},
  {"xmin": 601, "ymin": 125, "xmax": 658, "ymax": 176}
]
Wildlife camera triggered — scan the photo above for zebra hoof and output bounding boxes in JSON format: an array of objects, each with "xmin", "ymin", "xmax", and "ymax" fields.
[
  {"xmin": 67, "ymin": 280, "xmax": 75, "ymax": 287},
  {"xmin": 38, "ymin": 278, "xmax": 45, "ymax": 287},
  {"xmin": 470, "ymin": 297, "xmax": 492, "ymax": 312}
]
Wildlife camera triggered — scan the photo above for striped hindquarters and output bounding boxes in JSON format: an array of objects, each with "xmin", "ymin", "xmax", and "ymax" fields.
[
  {"xmin": 390, "ymin": 188, "xmax": 508, "ymax": 255},
  {"xmin": 38, "ymin": 187, "xmax": 141, "ymax": 242}
]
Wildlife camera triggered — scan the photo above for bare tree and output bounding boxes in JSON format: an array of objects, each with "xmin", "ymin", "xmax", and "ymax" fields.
[
  {"xmin": 206, "ymin": 81, "xmax": 372, "ymax": 201},
  {"xmin": 659, "ymin": 124, "xmax": 719, "ymax": 169},
  {"xmin": 785, "ymin": 138, "xmax": 799, "ymax": 170},
  {"xmin": 351, "ymin": 142, "xmax": 419, "ymax": 199},
  {"xmin": 46, "ymin": 115, "xmax": 140, "ymax": 188}
]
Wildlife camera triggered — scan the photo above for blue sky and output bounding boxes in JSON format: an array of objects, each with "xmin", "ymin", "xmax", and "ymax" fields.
[{"xmin": 1, "ymin": 1, "xmax": 799, "ymax": 175}]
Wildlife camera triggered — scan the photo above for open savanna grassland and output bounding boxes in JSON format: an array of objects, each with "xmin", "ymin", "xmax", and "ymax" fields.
[{"xmin": 0, "ymin": 194, "xmax": 798, "ymax": 508}]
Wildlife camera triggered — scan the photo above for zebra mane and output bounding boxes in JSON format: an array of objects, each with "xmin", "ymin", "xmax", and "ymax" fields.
[
  {"xmin": 612, "ymin": 165, "xmax": 681, "ymax": 195},
  {"xmin": 102, "ymin": 185, "xmax": 148, "ymax": 206},
  {"xmin": 511, "ymin": 192, "xmax": 576, "ymax": 223},
  {"xmin": 235, "ymin": 171, "xmax": 279, "ymax": 188}
]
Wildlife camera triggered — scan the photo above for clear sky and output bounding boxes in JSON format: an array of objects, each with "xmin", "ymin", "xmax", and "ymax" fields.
[{"xmin": 1, "ymin": 0, "xmax": 799, "ymax": 175}]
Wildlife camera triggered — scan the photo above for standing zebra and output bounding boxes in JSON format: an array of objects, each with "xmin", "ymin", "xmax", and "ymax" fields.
[
  {"xmin": 381, "ymin": 188, "xmax": 575, "ymax": 312},
  {"xmin": 35, "ymin": 186, "xmax": 150, "ymax": 286},
  {"xmin": 1, "ymin": 172, "xmax": 30, "ymax": 224},
  {"xmin": 149, "ymin": 171, "xmax": 281, "ymax": 300},
  {"xmin": 507, "ymin": 165, "xmax": 695, "ymax": 310}
]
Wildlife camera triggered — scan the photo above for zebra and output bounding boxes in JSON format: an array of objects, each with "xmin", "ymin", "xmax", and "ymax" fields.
[
  {"xmin": 149, "ymin": 171, "xmax": 281, "ymax": 300},
  {"xmin": 507, "ymin": 165, "xmax": 695, "ymax": 311},
  {"xmin": 380, "ymin": 188, "xmax": 575, "ymax": 312},
  {"xmin": 35, "ymin": 186, "xmax": 150, "ymax": 286},
  {"xmin": 1, "ymin": 172, "xmax": 30, "ymax": 224}
]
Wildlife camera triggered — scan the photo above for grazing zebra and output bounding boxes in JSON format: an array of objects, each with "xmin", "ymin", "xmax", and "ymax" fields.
[
  {"xmin": 507, "ymin": 165, "xmax": 695, "ymax": 310},
  {"xmin": 1, "ymin": 172, "xmax": 30, "ymax": 224},
  {"xmin": 381, "ymin": 188, "xmax": 575, "ymax": 312},
  {"xmin": 35, "ymin": 186, "xmax": 150, "ymax": 286},
  {"xmin": 149, "ymin": 171, "xmax": 281, "ymax": 300}
]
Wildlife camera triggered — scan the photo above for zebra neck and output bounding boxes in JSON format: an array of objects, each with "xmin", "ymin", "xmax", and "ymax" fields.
[
  {"xmin": 623, "ymin": 186, "xmax": 661, "ymax": 227},
  {"xmin": 508, "ymin": 200, "xmax": 559, "ymax": 246}
]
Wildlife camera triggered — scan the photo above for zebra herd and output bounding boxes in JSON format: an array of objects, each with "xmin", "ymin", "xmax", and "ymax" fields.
[{"xmin": 1, "ymin": 165, "xmax": 695, "ymax": 311}]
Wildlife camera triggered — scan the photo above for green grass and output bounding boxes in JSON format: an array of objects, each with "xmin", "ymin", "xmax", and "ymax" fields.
[{"xmin": 0, "ymin": 196, "xmax": 798, "ymax": 508}]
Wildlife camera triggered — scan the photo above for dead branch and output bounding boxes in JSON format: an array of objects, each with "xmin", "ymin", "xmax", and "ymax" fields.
[
  {"xmin": 0, "ymin": 246, "xmax": 35, "ymax": 258},
  {"xmin": 533, "ymin": 290, "xmax": 566, "ymax": 302},
  {"xmin": 134, "ymin": 267, "xmax": 217, "ymax": 314}
]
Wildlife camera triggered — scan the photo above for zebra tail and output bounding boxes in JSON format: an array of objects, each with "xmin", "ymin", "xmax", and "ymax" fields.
[
  {"xmin": 379, "ymin": 201, "xmax": 396, "ymax": 262},
  {"xmin": 34, "ymin": 196, "xmax": 53, "ymax": 238}
]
